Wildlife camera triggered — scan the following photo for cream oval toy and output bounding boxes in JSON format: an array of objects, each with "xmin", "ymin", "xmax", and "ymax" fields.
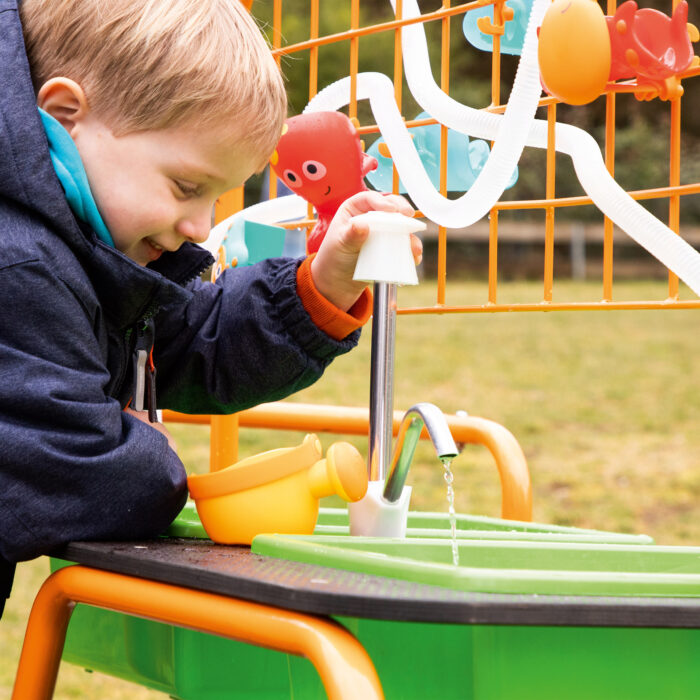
[{"xmin": 538, "ymin": 0, "xmax": 611, "ymax": 105}]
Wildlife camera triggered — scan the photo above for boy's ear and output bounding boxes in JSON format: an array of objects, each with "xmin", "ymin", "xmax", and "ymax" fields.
[{"xmin": 37, "ymin": 78, "xmax": 90, "ymax": 136}]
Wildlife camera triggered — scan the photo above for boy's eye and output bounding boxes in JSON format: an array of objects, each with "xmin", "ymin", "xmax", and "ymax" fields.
[{"xmin": 175, "ymin": 180, "xmax": 202, "ymax": 197}]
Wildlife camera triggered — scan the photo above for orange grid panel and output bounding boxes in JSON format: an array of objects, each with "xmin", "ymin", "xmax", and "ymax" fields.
[{"xmin": 251, "ymin": 0, "xmax": 700, "ymax": 314}]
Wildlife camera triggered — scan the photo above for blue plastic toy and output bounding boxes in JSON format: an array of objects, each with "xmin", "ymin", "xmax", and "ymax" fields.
[
  {"xmin": 366, "ymin": 111, "xmax": 518, "ymax": 194},
  {"xmin": 462, "ymin": 0, "xmax": 532, "ymax": 56},
  {"xmin": 222, "ymin": 219, "xmax": 287, "ymax": 269}
]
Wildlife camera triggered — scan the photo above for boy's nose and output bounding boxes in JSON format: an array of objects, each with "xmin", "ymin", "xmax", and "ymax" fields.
[{"xmin": 176, "ymin": 211, "xmax": 211, "ymax": 244}]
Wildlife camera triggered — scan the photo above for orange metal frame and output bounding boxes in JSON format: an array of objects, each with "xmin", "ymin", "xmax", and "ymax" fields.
[
  {"xmin": 13, "ymin": 566, "xmax": 383, "ymax": 700},
  {"xmin": 262, "ymin": 0, "xmax": 698, "ymax": 311}
]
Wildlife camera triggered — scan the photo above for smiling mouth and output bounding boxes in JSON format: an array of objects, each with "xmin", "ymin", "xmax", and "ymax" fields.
[
  {"xmin": 324, "ymin": 185, "xmax": 331, "ymax": 196},
  {"xmin": 145, "ymin": 238, "xmax": 166, "ymax": 260}
]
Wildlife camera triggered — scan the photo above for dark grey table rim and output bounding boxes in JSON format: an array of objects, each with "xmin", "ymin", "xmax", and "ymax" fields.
[{"xmin": 51, "ymin": 537, "xmax": 700, "ymax": 629}]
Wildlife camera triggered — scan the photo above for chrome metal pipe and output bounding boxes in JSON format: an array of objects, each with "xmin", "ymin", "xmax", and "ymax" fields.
[{"xmin": 367, "ymin": 282, "xmax": 397, "ymax": 482}]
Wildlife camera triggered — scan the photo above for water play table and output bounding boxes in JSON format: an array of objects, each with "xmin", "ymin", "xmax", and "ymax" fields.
[{"xmin": 14, "ymin": 507, "xmax": 700, "ymax": 700}]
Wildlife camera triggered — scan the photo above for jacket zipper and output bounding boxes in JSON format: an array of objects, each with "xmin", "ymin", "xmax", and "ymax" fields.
[{"xmin": 130, "ymin": 303, "xmax": 160, "ymax": 422}]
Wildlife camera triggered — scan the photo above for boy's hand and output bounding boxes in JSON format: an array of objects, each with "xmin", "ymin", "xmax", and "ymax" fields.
[
  {"xmin": 310, "ymin": 191, "xmax": 423, "ymax": 312},
  {"xmin": 125, "ymin": 408, "xmax": 178, "ymax": 453}
]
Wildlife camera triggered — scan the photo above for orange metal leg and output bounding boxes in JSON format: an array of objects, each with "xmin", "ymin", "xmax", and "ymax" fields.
[
  {"xmin": 13, "ymin": 565, "xmax": 383, "ymax": 700},
  {"xmin": 209, "ymin": 412, "xmax": 239, "ymax": 470}
]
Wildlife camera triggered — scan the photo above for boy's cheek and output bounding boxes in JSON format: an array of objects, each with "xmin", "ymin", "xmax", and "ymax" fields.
[{"xmin": 104, "ymin": 199, "xmax": 172, "ymax": 244}]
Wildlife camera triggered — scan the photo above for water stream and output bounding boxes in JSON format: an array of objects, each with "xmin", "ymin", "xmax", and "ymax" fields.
[{"xmin": 442, "ymin": 459, "xmax": 460, "ymax": 566}]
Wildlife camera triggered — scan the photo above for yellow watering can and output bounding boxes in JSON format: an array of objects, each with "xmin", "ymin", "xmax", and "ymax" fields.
[{"xmin": 187, "ymin": 434, "xmax": 368, "ymax": 544}]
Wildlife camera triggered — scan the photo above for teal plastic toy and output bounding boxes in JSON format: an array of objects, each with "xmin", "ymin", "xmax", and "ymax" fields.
[
  {"xmin": 222, "ymin": 219, "xmax": 287, "ymax": 268},
  {"xmin": 366, "ymin": 112, "xmax": 518, "ymax": 194},
  {"xmin": 462, "ymin": 0, "xmax": 533, "ymax": 56}
]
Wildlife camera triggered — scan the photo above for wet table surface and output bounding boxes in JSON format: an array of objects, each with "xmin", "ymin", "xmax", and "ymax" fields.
[{"xmin": 53, "ymin": 537, "xmax": 700, "ymax": 628}]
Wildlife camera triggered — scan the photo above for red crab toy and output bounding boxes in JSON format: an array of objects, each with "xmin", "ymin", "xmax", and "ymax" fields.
[{"xmin": 607, "ymin": 0, "xmax": 697, "ymax": 100}]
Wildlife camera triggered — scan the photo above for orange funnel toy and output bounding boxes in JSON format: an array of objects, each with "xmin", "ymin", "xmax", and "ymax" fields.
[{"xmin": 188, "ymin": 435, "xmax": 368, "ymax": 544}]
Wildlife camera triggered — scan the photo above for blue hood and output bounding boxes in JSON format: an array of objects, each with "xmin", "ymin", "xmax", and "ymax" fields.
[{"xmin": 38, "ymin": 107, "xmax": 115, "ymax": 247}]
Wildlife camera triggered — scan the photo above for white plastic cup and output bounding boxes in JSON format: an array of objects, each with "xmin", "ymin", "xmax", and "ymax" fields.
[{"xmin": 352, "ymin": 211, "xmax": 426, "ymax": 285}]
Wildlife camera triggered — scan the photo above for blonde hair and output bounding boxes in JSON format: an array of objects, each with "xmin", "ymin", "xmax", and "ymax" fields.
[{"xmin": 20, "ymin": 0, "xmax": 286, "ymax": 166}]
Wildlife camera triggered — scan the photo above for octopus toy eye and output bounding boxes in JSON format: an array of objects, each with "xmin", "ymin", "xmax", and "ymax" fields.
[
  {"xmin": 302, "ymin": 160, "xmax": 327, "ymax": 181},
  {"xmin": 283, "ymin": 169, "xmax": 302, "ymax": 188}
]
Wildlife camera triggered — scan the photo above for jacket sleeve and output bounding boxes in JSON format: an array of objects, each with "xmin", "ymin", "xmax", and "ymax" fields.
[
  {"xmin": 153, "ymin": 257, "xmax": 363, "ymax": 414},
  {"xmin": 0, "ymin": 261, "xmax": 187, "ymax": 563}
]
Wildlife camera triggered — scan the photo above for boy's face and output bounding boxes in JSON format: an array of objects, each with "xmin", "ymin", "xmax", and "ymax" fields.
[{"xmin": 71, "ymin": 114, "xmax": 259, "ymax": 266}]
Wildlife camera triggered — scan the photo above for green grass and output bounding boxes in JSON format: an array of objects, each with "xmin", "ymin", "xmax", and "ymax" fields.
[{"xmin": 2, "ymin": 279, "xmax": 699, "ymax": 698}]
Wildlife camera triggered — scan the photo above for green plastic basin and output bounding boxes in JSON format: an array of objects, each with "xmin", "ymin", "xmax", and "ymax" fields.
[
  {"xmin": 170, "ymin": 501, "xmax": 655, "ymax": 544},
  {"xmin": 252, "ymin": 534, "xmax": 700, "ymax": 597}
]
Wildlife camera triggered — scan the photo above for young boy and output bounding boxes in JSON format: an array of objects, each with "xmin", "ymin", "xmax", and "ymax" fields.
[{"xmin": 0, "ymin": 0, "xmax": 418, "ymax": 617}]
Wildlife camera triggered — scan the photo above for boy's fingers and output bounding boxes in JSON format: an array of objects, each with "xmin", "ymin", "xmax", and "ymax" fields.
[
  {"xmin": 344, "ymin": 190, "xmax": 414, "ymax": 218},
  {"xmin": 375, "ymin": 192, "xmax": 414, "ymax": 216},
  {"xmin": 347, "ymin": 220, "xmax": 370, "ymax": 249},
  {"xmin": 410, "ymin": 233, "xmax": 423, "ymax": 265},
  {"xmin": 380, "ymin": 192, "xmax": 414, "ymax": 214}
]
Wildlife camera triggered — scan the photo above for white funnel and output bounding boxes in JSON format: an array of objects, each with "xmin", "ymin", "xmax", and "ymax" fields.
[{"xmin": 352, "ymin": 211, "xmax": 426, "ymax": 285}]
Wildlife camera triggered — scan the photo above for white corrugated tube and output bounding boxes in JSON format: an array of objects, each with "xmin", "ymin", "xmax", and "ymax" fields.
[{"xmin": 305, "ymin": 0, "xmax": 700, "ymax": 296}]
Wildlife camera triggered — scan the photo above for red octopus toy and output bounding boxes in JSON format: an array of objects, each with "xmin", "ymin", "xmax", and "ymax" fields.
[{"xmin": 269, "ymin": 111, "xmax": 378, "ymax": 253}]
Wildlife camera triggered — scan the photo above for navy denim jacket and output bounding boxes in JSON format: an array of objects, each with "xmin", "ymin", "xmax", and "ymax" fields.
[{"xmin": 0, "ymin": 0, "xmax": 361, "ymax": 610}]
